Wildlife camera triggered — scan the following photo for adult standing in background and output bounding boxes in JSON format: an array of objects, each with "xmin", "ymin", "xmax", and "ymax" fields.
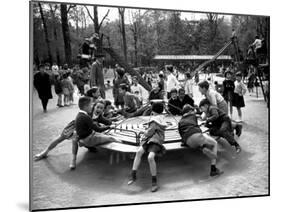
[
  {"xmin": 90, "ymin": 54, "xmax": 105, "ymax": 99},
  {"xmin": 113, "ymin": 68, "xmax": 130, "ymax": 109},
  {"xmin": 184, "ymin": 72, "xmax": 193, "ymax": 98},
  {"xmin": 166, "ymin": 65, "xmax": 180, "ymax": 99},
  {"xmin": 131, "ymin": 76, "xmax": 144, "ymax": 105},
  {"xmin": 34, "ymin": 64, "xmax": 53, "ymax": 113}
]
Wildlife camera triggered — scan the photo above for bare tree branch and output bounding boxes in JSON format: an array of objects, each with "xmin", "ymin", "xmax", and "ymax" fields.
[
  {"xmin": 67, "ymin": 4, "xmax": 76, "ymax": 13},
  {"xmin": 84, "ymin": 6, "xmax": 94, "ymax": 22},
  {"xmin": 98, "ymin": 9, "xmax": 110, "ymax": 29}
]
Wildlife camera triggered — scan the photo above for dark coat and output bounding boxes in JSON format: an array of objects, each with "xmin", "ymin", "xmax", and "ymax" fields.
[
  {"xmin": 34, "ymin": 72, "xmax": 52, "ymax": 100},
  {"xmin": 90, "ymin": 61, "xmax": 105, "ymax": 98},
  {"xmin": 178, "ymin": 95, "xmax": 194, "ymax": 109}
]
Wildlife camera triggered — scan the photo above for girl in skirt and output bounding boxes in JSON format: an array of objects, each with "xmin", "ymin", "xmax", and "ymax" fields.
[
  {"xmin": 232, "ymin": 72, "xmax": 247, "ymax": 122},
  {"xmin": 222, "ymin": 71, "xmax": 235, "ymax": 118}
]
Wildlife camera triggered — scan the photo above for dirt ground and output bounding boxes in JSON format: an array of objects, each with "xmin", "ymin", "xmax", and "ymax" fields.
[{"xmin": 31, "ymin": 76, "xmax": 269, "ymax": 210}]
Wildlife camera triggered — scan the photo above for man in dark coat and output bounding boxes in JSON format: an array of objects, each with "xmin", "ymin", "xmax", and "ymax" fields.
[
  {"xmin": 34, "ymin": 64, "xmax": 53, "ymax": 112},
  {"xmin": 90, "ymin": 54, "xmax": 105, "ymax": 99}
]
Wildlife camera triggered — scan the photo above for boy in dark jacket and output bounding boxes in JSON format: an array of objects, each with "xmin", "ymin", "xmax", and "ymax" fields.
[
  {"xmin": 168, "ymin": 88, "xmax": 182, "ymax": 115},
  {"xmin": 199, "ymin": 99, "xmax": 242, "ymax": 154},
  {"xmin": 178, "ymin": 87, "xmax": 194, "ymax": 109},
  {"xmin": 128, "ymin": 102, "xmax": 166, "ymax": 192},
  {"xmin": 70, "ymin": 98, "xmax": 120, "ymax": 169},
  {"xmin": 222, "ymin": 71, "xmax": 235, "ymax": 118},
  {"xmin": 178, "ymin": 104, "xmax": 223, "ymax": 177}
]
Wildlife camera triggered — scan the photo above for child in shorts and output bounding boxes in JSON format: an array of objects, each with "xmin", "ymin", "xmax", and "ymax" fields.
[
  {"xmin": 127, "ymin": 102, "xmax": 166, "ymax": 192},
  {"xmin": 178, "ymin": 104, "xmax": 223, "ymax": 177},
  {"xmin": 34, "ymin": 97, "xmax": 111, "ymax": 168},
  {"xmin": 199, "ymin": 99, "xmax": 242, "ymax": 153},
  {"xmin": 69, "ymin": 99, "xmax": 116, "ymax": 169}
]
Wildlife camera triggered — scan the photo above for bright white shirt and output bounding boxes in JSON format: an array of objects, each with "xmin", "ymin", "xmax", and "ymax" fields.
[
  {"xmin": 166, "ymin": 73, "xmax": 180, "ymax": 92},
  {"xmin": 234, "ymin": 81, "xmax": 247, "ymax": 96},
  {"xmin": 205, "ymin": 89, "xmax": 225, "ymax": 106},
  {"xmin": 178, "ymin": 72, "xmax": 186, "ymax": 81},
  {"xmin": 84, "ymin": 84, "xmax": 90, "ymax": 93},
  {"xmin": 131, "ymin": 84, "xmax": 143, "ymax": 100},
  {"xmin": 184, "ymin": 79, "xmax": 193, "ymax": 97},
  {"xmin": 253, "ymin": 39, "xmax": 262, "ymax": 49}
]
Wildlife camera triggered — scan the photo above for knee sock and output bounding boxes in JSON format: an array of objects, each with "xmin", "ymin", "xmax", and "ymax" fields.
[
  {"xmin": 152, "ymin": 176, "xmax": 157, "ymax": 184},
  {"xmin": 131, "ymin": 170, "xmax": 137, "ymax": 179},
  {"xmin": 211, "ymin": 164, "xmax": 217, "ymax": 172}
]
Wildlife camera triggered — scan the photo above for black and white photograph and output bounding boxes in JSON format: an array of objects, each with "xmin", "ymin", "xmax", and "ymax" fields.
[{"xmin": 30, "ymin": 0, "xmax": 269, "ymax": 211}]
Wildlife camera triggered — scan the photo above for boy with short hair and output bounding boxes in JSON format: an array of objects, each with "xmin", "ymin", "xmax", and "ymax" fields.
[
  {"xmin": 128, "ymin": 102, "xmax": 166, "ymax": 192},
  {"xmin": 178, "ymin": 87, "xmax": 194, "ymax": 109},
  {"xmin": 198, "ymin": 80, "xmax": 242, "ymax": 136},
  {"xmin": 119, "ymin": 84, "xmax": 138, "ymax": 113},
  {"xmin": 168, "ymin": 88, "xmax": 181, "ymax": 115},
  {"xmin": 178, "ymin": 104, "xmax": 223, "ymax": 177},
  {"xmin": 71, "ymin": 97, "xmax": 121, "ymax": 168},
  {"xmin": 198, "ymin": 80, "xmax": 228, "ymax": 114},
  {"xmin": 199, "ymin": 99, "xmax": 242, "ymax": 153},
  {"xmin": 118, "ymin": 83, "xmax": 149, "ymax": 118}
]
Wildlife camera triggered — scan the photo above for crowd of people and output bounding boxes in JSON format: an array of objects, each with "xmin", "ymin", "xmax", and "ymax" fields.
[{"xmin": 34, "ymin": 59, "xmax": 253, "ymax": 192}]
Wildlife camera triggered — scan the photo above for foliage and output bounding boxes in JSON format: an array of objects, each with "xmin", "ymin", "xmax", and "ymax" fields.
[{"xmin": 32, "ymin": 2, "xmax": 269, "ymax": 68}]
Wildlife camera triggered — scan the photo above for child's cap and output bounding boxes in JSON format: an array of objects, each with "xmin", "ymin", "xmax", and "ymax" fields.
[
  {"xmin": 199, "ymin": 98, "xmax": 211, "ymax": 108},
  {"xmin": 178, "ymin": 87, "xmax": 185, "ymax": 93},
  {"xmin": 182, "ymin": 104, "xmax": 194, "ymax": 114},
  {"xmin": 119, "ymin": 83, "xmax": 128, "ymax": 91},
  {"xmin": 170, "ymin": 88, "xmax": 178, "ymax": 94},
  {"xmin": 86, "ymin": 86, "xmax": 99, "ymax": 97},
  {"xmin": 104, "ymin": 99, "xmax": 112, "ymax": 108},
  {"xmin": 224, "ymin": 70, "xmax": 232, "ymax": 77},
  {"xmin": 236, "ymin": 72, "xmax": 242, "ymax": 77},
  {"xmin": 167, "ymin": 65, "xmax": 174, "ymax": 72},
  {"xmin": 198, "ymin": 80, "xmax": 209, "ymax": 89}
]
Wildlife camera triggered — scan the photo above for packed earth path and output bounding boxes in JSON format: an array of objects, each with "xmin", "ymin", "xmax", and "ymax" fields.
[{"xmin": 31, "ymin": 74, "xmax": 269, "ymax": 210}]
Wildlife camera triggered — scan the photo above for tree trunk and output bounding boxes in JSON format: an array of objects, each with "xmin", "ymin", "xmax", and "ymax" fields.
[
  {"xmin": 38, "ymin": 3, "xmax": 53, "ymax": 64},
  {"xmin": 60, "ymin": 4, "xmax": 72, "ymax": 65},
  {"xmin": 49, "ymin": 5, "xmax": 61, "ymax": 65},
  {"xmin": 133, "ymin": 22, "xmax": 138, "ymax": 67},
  {"xmin": 93, "ymin": 6, "xmax": 103, "ymax": 54},
  {"xmin": 119, "ymin": 8, "xmax": 128, "ymax": 64}
]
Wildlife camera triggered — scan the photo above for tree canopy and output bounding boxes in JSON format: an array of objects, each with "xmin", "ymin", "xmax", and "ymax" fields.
[{"xmin": 32, "ymin": 2, "xmax": 269, "ymax": 68}]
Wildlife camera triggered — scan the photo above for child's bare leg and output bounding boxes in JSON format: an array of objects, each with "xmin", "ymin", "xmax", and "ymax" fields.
[
  {"xmin": 70, "ymin": 137, "xmax": 79, "ymax": 170},
  {"xmin": 148, "ymin": 152, "xmax": 157, "ymax": 176},
  {"xmin": 148, "ymin": 152, "xmax": 158, "ymax": 192},
  {"xmin": 34, "ymin": 135, "xmax": 66, "ymax": 160},
  {"xmin": 128, "ymin": 147, "xmax": 145, "ymax": 185},
  {"xmin": 237, "ymin": 107, "xmax": 242, "ymax": 120},
  {"xmin": 202, "ymin": 135, "xmax": 222, "ymax": 176},
  {"xmin": 132, "ymin": 147, "xmax": 145, "ymax": 171},
  {"xmin": 229, "ymin": 101, "xmax": 233, "ymax": 117},
  {"xmin": 201, "ymin": 135, "xmax": 217, "ymax": 160}
]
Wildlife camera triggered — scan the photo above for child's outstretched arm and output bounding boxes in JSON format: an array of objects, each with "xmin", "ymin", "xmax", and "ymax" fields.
[
  {"xmin": 206, "ymin": 108, "xmax": 219, "ymax": 123},
  {"xmin": 92, "ymin": 122, "xmax": 110, "ymax": 132}
]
